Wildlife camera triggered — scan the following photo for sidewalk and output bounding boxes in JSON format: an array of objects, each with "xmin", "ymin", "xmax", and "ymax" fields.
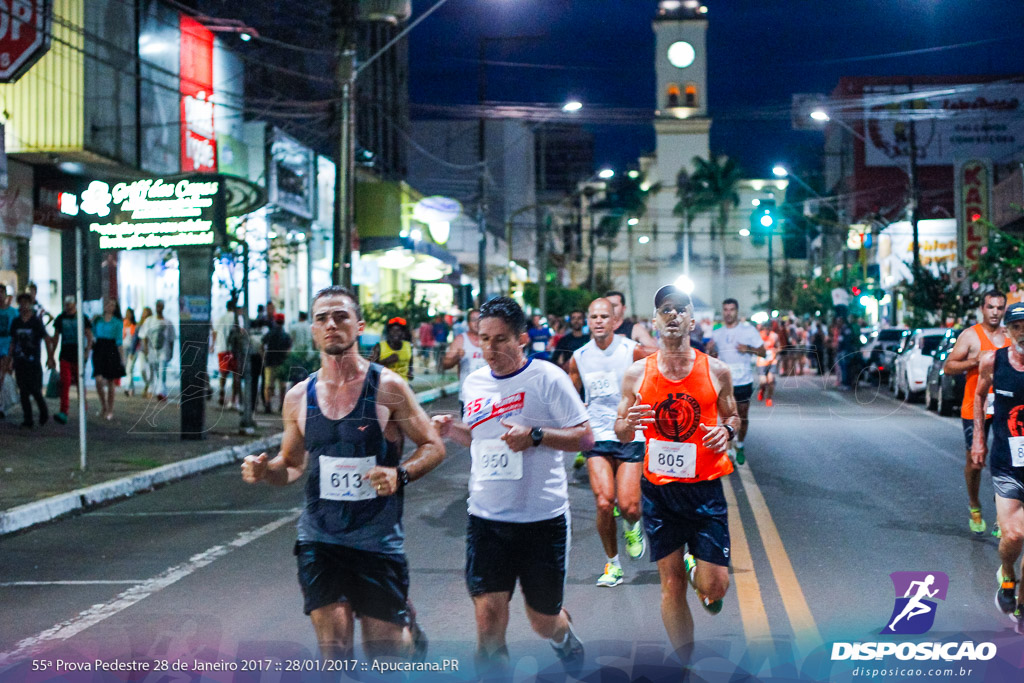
[{"xmin": 0, "ymin": 369, "xmax": 459, "ymax": 534}]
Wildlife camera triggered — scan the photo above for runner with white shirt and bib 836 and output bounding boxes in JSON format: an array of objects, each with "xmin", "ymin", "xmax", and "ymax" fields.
[
  {"xmin": 568, "ymin": 297, "xmax": 653, "ymax": 587},
  {"xmin": 708, "ymin": 298, "xmax": 765, "ymax": 465},
  {"xmin": 240, "ymin": 286, "xmax": 445, "ymax": 661},
  {"xmin": 432, "ymin": 297, "xmax": 593, "ymax": 676}
]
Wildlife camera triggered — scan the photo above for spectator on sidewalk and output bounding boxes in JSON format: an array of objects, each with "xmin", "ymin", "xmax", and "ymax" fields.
[
  {"xmin": 136, "ymin": 307, "xmax": 153, "ymax": 397},
  {"xmin": 262, "ymin": 312, "xmax": 292, "ymax": 413},
  {"xmin": 122, "ymin": 308, "xmax": 138, "ymax": 396},
  {"xmin": 431, "ymin": 315, "xmax": 450, "ymax": 374},
  {"xmin": 417, "ymin": 319, "xmax": 435, "ymax": 373},
  {"xmin": 26, "ymin": 282, "xmax": 53, "ymax": 326},
  {"xmin": 370, "ymin": 317, "xmax": 414, "ymax": 381},
  {"xmin": 0, "ymin": 283, "xmax": 18, "ymax": 419},
  {"xmin": 140, "ymin": 300, "xmax": 175, "ymax": 400},
  {"xmin": 51, "ymin": 296, "xmax": 94, "ymax": 424},
  {"xmin": 247, "ymin": 304, "xmax": 270, "ymax": 414},
  {"xmin": 286, "ymin": 311, "xmax": 315, "ymax": 387},
  {"xmin": 92, "ymin": 298, "xmax": 126, "ymax": 421},
  {"xmin": 212, "ymin": 300, "xmax": 241, "ymax": 408},
  {"xmin": 9, "ymin": 292, "xmax": 54, "ymax": 428}
]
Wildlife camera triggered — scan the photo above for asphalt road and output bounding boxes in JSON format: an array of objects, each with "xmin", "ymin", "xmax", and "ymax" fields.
[{"xmin": 3, "ymin": 379, "xmax": 1024, "ymax": 683}]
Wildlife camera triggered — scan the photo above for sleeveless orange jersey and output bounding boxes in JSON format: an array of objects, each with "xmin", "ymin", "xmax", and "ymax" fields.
[
  {"xmin": 638, "ymin": 350, "xmax": 734, "ymax": 484},
  {"xmin": 962, "ymin": 323, "xmax": 1010, "ymax": 420}
]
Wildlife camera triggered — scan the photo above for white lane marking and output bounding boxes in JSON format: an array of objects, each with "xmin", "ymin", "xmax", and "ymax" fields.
[
  {"xmin": 1, "ymin": 581, "xmax": 147, "ymax": 587},
  {"xmin": 89, "ymin": 510, "xmax": 297, "ymax": 517},
  {"xmin": 0, "ymin": 509, "xmax": 300, "ymax": 666}
]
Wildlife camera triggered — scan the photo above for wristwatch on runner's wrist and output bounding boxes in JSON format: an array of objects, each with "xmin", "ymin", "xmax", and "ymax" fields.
[
  {"xmin": 396, "ymin": 466, "xmax": 410, "ymax": 489},
  {"xmin": 722, "ymin": 424, "xmax": 736, "ymax": 440},
  {"xmin": 531, "ymin": 427, "xmax": 544, "ymax": 447}
]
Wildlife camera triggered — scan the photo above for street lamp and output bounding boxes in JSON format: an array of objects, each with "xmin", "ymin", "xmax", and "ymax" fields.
[
  {"xmin": 598, "ymin": 168, "xmax": 615, "ymax": 180},
  {"xmin": 808, "ymin": 106, "xmax": 922, "ymax": 269},
  {"xmin": 562, "ymin": 100, "xmax": 583, "ymax": 112}
]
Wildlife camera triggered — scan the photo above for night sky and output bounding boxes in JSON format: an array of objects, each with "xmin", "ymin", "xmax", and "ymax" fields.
[{"xmin": 408, "ymin": 0, "xmax": 1024, "ymax": 178}]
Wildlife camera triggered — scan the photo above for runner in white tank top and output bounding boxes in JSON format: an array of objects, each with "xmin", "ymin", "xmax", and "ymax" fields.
[
  {"xmin": 568, "ymin": 297, "xmax": 652, "ymax": 587},
  {"xmin": 442, "ymin": 310, "xmax": 487, "ymax": 386}
]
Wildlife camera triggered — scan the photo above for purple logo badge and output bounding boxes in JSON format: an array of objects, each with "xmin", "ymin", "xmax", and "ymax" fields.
[{"xmin": 881, "ymin": 571, "xmax": 949, "ymax": 635}]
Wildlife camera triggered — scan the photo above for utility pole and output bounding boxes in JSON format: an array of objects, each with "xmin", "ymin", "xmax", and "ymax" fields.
[
  {"xmin": 537, "ymin": 125, "xmax": 547, "ymax": 313},
  {"xmin": 333, "ymin": 1, "xmax": 357, "ymax": 288},
  {"xmin": 908, "ymin": 117, "xmax": 921, "ymax": 271}
]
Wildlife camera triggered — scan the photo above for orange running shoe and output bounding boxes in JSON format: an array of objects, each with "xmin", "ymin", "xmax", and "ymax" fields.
[{"xmin": 766, "ymin": 398, "xmax": 774, "ymax": 407}]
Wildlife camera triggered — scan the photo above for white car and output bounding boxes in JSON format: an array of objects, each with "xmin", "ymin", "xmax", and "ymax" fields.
[{"xmin": 893, "ymin": 328, "xmax": 948, "ymax": 402}]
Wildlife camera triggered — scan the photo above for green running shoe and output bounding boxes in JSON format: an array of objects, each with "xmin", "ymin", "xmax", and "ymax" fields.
[
  {"xmin": 624, "ymin": 521, "xmax": 646, "ymax": 560},
  {"xmin": 736, "ymin": 446, "xmax": 745, "ymax": 466},
  {"xmin": 612, "ymin": 505, "xmax": 620, "ymax": 518},
  {"xmin": 969, "ymin": 507, "xmax": 986, "ymax": 535},
  {"xmin": 993, "ymin": 522, "xmax": 1002, "ymax": 539},
  {"xmin": 683, "ymin": 552, "xmax": 723, "ymax": 615},
  {"xmin": 996, "ymin": 566, "xmax": 1017, "ymax": 615},
  {"xmin": 573, "ymin": 453, "xmax": 585, "ymax": 469},
  {"xmin": 596, "ymin": 562, "xmax": 623, "ymax": 587}
]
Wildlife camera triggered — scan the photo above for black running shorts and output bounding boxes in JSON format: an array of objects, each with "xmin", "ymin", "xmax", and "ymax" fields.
[
  {"xmin": 962, "ymin": 417, "xmax": 992, "ymax": 451},
  {"xmin": 294, "ymin": 541, "xmax": 410, "ymax": 625},
  {"xmin": 585, "ymin": 440, "xmax": 644, "ymax": 463},
  {"xmin": 734, "ymin": 383, "xmax": 754, "ymax": 404},
  {"xmin": 465, "ymin": 513, "xmax": 569, "ymax": 616},
  {"xmin": 641, "ymin": 476, "xmax": 730, "ymax": 566}
]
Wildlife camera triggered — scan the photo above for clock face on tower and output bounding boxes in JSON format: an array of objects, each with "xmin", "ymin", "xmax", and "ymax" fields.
[{"xmin": 667, "ymin": 41, "xmax": 696, "ymax": 68}]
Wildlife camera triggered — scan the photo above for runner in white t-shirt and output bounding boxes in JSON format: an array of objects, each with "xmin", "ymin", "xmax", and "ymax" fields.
[
  {"xmin": 432, "ymin": 297, "xmax": 592, "ymax": 675},
  {"xmin": 568, "ymin": 297, "xmax": 652, "ymax": 588},
  {"xmin": 708, "ymin": 298, "xmax": 765, "ymax": 465}
]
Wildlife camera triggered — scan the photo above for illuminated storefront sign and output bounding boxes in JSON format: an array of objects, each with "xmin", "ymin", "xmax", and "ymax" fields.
[
  {"xmin": 957, "ymin": 159, "xmax": 990, "ymax": 268},
  {"xmin": 180, "ymin": 14, "xmax": 216, "ymax": 173},
  {"xmin": 83, "ymin": 177, "xmax": 222, "ymax": 250}
]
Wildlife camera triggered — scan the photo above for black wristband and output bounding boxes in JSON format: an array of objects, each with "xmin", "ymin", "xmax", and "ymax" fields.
[
  {"xmin": 396, "ymin": 466, "xmax": 410, "ymax": 489},
  {"xmin": 723, "ymin": 424, "xmax": 736, "ymax": 440}
]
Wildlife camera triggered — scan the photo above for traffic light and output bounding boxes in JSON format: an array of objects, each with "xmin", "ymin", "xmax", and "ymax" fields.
[{"xmin": 749, "ymin": 199, "xmax": 777, "ymax": 246}]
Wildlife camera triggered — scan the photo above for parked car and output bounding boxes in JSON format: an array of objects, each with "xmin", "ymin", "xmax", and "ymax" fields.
[
  {"xmin": 862, "ymin": 327, "xmax": 909, "ymax": 384},
  {"xmin": 893, "ymin": 328, "xmax": 949, "ymax": 402},
  {"xmin": 925, "ymin": 328, "xmax": 965, "ymax": 416},
  {"xmin": 887, "ymin": 333, "xmax": 915, "ymax": 393}
]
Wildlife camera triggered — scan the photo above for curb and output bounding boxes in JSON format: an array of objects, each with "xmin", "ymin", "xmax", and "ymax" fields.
[{"xmin": 0, "ymin": 381, "xmax": 460, "ymax": 537}]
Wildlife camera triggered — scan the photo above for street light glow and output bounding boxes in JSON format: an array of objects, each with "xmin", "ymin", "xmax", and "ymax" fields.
[
  {"xmin": 810, "ymin": 109, "xmax": 830, "ymax": 122},
  {"xmin": 760, "ymin": 214, "xmax": 773, "ymax": 228},
  {"xmin": 674, "ymin": 274, "xmax": 695, "ymax": 295},
  {"xmin": 598, "ymin": 168, "xmax": 615, "ymax": 179},
  {"xmin": 638, "ymin": 235, "xmax": 650, "ymax": 244},
  {"xmin": 562, "ymin": 100, "xmax": 583, "ymax": 112},
  {"xmin": 739, "ymin": 228, "xmax": 750, "ymax": 237},
  {"xmin": 240, "ymin": 32, "xmax": 253, "ymax": 42},
  {"xmin": 627, "ymin": 217, "xmax": 639, "ymax": 225},
  {"xmin": 772, "ymin": 165, "xmax": 788, "ymax": 178},
  {"xmin": 628, "ymin": 170, "xmax": 640, "ymax": 179},
  {"xmin": 752, "ymin": 198, "xmax": 760, "ymax": 207}
]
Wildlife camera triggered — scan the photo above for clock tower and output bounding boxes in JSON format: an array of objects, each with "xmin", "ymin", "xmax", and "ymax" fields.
[{"xmin": 653, "ymin": 0, "xmax": 710, "ymax": 181}]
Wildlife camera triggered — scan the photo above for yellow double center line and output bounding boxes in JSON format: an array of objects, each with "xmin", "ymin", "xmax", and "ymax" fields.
[{"xmin": 723, "ymin": 466, "xmax": 822, "ymax": 654}]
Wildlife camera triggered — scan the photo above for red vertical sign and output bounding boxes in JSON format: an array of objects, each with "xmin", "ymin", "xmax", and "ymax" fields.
[{"xmin": 180, "ymin": 15, "xmax": 216, "ymax": 173}]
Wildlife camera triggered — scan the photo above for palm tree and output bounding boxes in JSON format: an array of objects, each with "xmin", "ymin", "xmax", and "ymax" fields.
[
  {"xmin": 589, "ymin": 174, "xmax": 660, "ymax": 306},
  {"xmin": 689, "ymin": 154, "xmax": 743, "ymax": 301},
  {"xmin": 673, "ymin": 168, "xmax": 697, "ymax": 277}
]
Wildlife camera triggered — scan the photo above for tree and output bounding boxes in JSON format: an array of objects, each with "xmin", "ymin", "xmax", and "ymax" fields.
[
  {"xmin": 689, "ymin": 155, "xmax": 743, "ymax": 301},
  {"xmin": 673, "ymin": 167, "xmax": 697, "ymax": 275},
  {"xmin": 587, "ymin": 173, "xmax": 659, "ymax": 302}
]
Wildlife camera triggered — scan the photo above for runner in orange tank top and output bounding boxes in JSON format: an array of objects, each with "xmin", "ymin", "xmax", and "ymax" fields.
[
  {"xmin": 943, "ymin": 289, "xmax": 1009, "ymax": 536},
  {"xmin": 614, "ymin": 284, "xmax": 740, "ymax": 658}
]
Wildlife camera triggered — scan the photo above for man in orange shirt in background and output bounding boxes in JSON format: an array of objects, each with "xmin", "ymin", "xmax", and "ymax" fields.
[
  {"xmin": 944, "ymin": 289, "xmax": 1009, "ymax": 536},
  {"xmin": 615, "ymin": 285, "xmax": 740, "ymax": 658}
]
